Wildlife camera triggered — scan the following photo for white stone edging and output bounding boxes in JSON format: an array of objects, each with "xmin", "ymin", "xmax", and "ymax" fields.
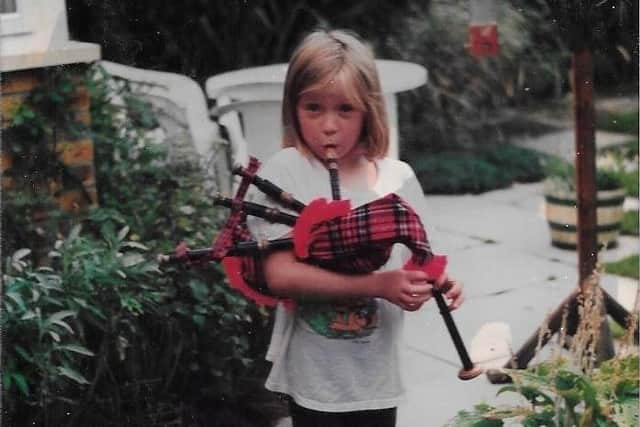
[{"xmin": 0, "ymin": 40, "xmax": 101, "ymax": 72}]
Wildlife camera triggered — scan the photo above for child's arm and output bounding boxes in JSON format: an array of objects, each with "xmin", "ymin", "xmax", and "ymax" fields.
[{"xmin": 263, "ymin": 250, "xmax": 433, "ymax": 311}]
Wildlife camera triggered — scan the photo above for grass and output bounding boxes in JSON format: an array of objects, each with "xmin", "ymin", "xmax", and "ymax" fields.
[
  {"xmin": 621, "ymin": 210, "xmax": 639, "ymax": 236},
  {"xmin": 604, "ymin": 255, "xmax": 639, "ymax": 280},
  {"xmin": 596, "ymin": 109, "xmax": 639, "ymax": 135},
  {"xmin": 609, "ymin": 318, "xmax": 625, "ymax": 339}
]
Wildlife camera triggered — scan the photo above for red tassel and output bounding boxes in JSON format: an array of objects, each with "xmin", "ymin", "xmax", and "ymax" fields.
[
  {"xmin": 293, "ymin": 198, "xmax": 351, "ymax": 258},
  {"xmin": 404, "ymin": 254, "xmax": 448, "ymax": 280},
  {"xmin": 222, "ymin": 257, "xmax": 280, "ymax": 307}
]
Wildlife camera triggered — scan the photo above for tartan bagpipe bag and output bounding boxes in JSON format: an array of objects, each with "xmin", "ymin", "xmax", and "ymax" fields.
[
  {"xmin": 292, "ymin": 193, "xmax": 433, "ymax": 272},
  {"xmin": 172, "ymin": 156, "xmax": 443, "ymax": 308},
  {"xmin": 223, "ymin": 193, "xmax": 436, "ymax": 308},
  {"xmin": 216, "ymin": 155, "xmax": 439, "ymax": 308}
]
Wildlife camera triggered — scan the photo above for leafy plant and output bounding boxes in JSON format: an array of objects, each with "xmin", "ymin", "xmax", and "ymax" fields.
[
  {"xmin": 449, "ymin": 272, "xmax": 638, "ymax": 426},
  {"xmin": 2, "ymin": 64, "xmax": 276, "ymax": 426},
  {"xmin": 2, "ymin": 249, "xmax": 94, "ymax": 401},
  {"xmin": 79, "ymin": 64, "xmax": 274, "ymax": 424},
  {"xmin": 596, "ymin": 140, "xmax": 639, "ymax": 198},
  {"xmin": 448, "ymin": 354, "xmax": 639, "ymax": 426},
  {"xmin": 1, "ymin": 222, "xmax": 160, "ymax": 425},
  {"xmin": 543, "ymin": 156, "xmax": 626, "ymax": 193}
]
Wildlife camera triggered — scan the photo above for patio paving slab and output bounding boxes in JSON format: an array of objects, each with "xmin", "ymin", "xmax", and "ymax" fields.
[{"xmin": 512, "ymin": 129, "xmax": 633, "ymax": 161}]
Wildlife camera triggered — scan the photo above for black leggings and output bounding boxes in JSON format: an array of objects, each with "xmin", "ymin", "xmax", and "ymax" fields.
[{"xmin": 288, "ymin": 399, "xmax": 396, "ymax": 427}]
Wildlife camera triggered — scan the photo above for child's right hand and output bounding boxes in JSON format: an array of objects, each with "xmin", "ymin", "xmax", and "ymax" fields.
[{"xmin": 374, "ymin": 269, "xmax": 433, "ymax": 311}]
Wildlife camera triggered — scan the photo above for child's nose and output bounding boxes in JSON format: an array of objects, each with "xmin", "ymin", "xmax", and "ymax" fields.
[{"xmin": 321, "ymin": 112, "xmax": 339, "ymax": 134}]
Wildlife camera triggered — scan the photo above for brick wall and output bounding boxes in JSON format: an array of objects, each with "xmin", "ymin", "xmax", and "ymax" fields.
[{"xmin": 1, "ymin": 64, "xmax": 98, "ymax": 213}]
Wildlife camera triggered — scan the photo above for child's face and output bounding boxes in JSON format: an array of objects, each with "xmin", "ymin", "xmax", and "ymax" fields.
[{"xmin": 296, "ymin": 82, "xmax": 365, "ymax": 164}]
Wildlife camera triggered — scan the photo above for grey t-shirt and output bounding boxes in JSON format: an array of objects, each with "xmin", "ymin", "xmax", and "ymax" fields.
[{"xmin": 247, "ymin": 147, "xmax": 430, "ymax": 412}]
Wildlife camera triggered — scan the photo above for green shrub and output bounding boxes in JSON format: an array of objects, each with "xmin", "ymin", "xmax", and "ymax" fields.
[
  {"xmin": 2, "ymin": 64, "xmax": 276, "ymax": 426},
  {"xmin": 598, "ymin": 168, "xmax": 628, "ymax": 191},
  {"xmin": 82, "ymin": 65, "xmax": 274, "ymax": 424},
  {"xmin": 410, "ymin": 151, "xmax": 513, "ymax": 194},
  {"xmin": 407, "ymin": 145, "xmax": 546, "ymax": 194},
  {"xmin": 477, "ymin": 145, "xmax": 546, "ymax": 183},
  {"xmin": 2, "ymin": 223, "xmax": 161, "ymax": 425}
]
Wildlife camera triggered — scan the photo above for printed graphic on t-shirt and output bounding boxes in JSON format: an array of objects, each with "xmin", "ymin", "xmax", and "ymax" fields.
[{"xmin": 299, "ymin": 298, "xmax": 378, "ymax": 339}]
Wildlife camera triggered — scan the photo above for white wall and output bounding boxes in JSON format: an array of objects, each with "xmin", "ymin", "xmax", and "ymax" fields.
[
  {"xmin": 0, "ymin": 0, "xmax": 99, "ymax": 71},
  {"xmin": 1, "ymin": 0, "xmax": 69, "ymax": 54}
]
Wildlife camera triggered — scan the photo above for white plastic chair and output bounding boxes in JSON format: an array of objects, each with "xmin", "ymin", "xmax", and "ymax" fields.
[{"xmin": 98, "ymin": 60, "xmax": 244, "ymax": 194}]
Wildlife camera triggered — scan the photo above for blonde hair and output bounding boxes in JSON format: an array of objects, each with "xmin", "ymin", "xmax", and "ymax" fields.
[{"xmin": 281, "ymin": 29, "xmax": 389, "ymax": 159}]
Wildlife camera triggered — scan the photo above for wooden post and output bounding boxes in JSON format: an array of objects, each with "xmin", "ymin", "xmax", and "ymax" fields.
[
  {"xmin": 572, "ymin": 49, "xmax": 616, "ymax": 361},
  {"xmin": 486, "ymin": 47, "xmax": 620, "ymax": 384},
  {"xmin": 571, "ymin": 49, "xmax": 598, "ymax": 283}
]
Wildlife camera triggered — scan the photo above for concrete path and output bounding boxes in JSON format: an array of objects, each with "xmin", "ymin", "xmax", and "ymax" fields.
[{"xmin": 398, "ymin": 180, "xmax": 638, "ymax": 427}]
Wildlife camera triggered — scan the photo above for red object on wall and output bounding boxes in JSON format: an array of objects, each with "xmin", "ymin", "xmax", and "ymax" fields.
[{"xmin": 468, "ymin": 23, "xmax": 499, "ymax": 57}]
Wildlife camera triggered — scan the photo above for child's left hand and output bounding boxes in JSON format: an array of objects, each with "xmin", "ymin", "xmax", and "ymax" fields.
[{"xmin": 433, "ymin": 273, "xmax": 465, "ymax": 311}]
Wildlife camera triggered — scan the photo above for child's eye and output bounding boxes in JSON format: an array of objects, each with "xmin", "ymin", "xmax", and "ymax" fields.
[
  {"xmin": 303, "ymin": 103, "xmax": 321, "ymax": 112},
  {"xmin": 339, "ymin": 104, "xmax": 355, "ymax": 113}
]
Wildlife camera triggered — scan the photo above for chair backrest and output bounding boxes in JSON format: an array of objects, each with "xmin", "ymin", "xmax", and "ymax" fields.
[
  {"xmin": 205, "ymin": 61, "xmax": 428, "ymax": 162},
  {"xmin": 98, "ymin": 60, "xmax": 242, "ymax": 193}
]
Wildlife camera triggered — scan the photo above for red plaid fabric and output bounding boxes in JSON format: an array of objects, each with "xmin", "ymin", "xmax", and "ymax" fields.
[
  {"xmin": 237, "ymin": 193, "xmax": 433, "ymax": 298},
  {"xmin": 299, "ymin": 193, "xmax": 433, "ymax": 273},
  {"xmin": 213, "ymin": 157, "xmax": 433, "ymax": 306}
]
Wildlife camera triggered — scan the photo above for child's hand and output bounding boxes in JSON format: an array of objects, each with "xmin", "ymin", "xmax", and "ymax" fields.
[
  {"xmin": 375, "ymin": 269, "xmax": 433, "ymax": 312},
  {"xmin": 433, "ymin": 273, "xmax": 465, "ymax": 311}
]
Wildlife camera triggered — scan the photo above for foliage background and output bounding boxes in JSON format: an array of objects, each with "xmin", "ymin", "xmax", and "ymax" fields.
[
  {"xmin": 2, "ymin": 67, "xmax": 277, "ymax": 426},
  {"xmin": 66, "ymin": 0, "xmax": 637, "ymax": 194},
  {"xmin": 67, "ymin": 0, "xmax": 638, "ymax": 154}
]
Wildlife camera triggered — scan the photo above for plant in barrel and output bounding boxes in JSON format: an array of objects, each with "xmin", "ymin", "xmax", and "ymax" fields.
[{"xmin": 543, "ymin": 157, "xmax": 626, "ymax": 250}]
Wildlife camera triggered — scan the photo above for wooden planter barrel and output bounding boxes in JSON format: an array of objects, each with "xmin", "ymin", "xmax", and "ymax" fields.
[{"xmin": 544, "ymin": 187, "xmax": 626, "ymax": 250}]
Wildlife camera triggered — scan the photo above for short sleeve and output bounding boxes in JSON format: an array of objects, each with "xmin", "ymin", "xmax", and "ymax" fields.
[
  {"xmin": 392, "ymin": 162, "xmax": 440, "ymax": 254},
  {"xmin": 402, "ymin": 167, "xmax": 429, "ymax": 225},
  {"xmin": 245, "ymin": 151, "xmax": 298, "ymax": 241}
]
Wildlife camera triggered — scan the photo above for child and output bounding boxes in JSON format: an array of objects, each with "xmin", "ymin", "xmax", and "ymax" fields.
[{"xmin": 246, "ymin": 29, "xmax": 464, "ymax": 427}]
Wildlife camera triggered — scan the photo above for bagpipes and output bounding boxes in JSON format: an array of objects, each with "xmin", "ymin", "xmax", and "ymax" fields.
[{"xmin": 159, "ymin": 147, "xmax": 482, "ymax": 380}]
